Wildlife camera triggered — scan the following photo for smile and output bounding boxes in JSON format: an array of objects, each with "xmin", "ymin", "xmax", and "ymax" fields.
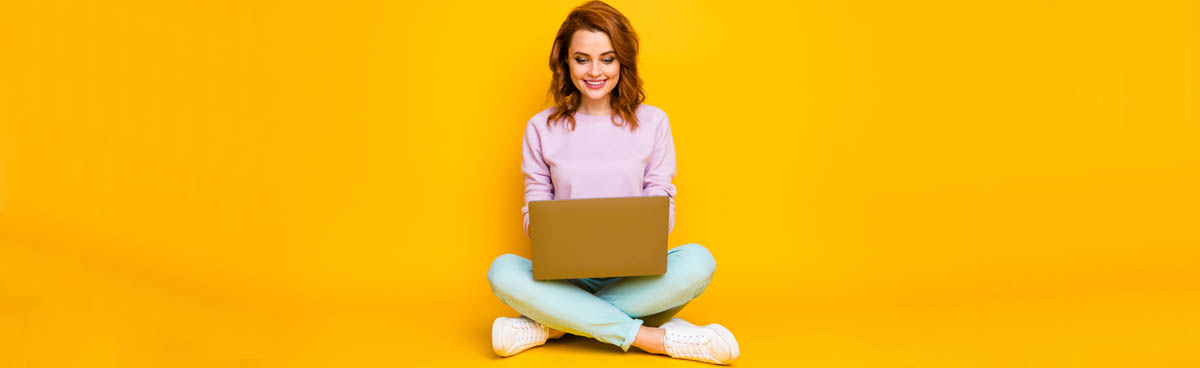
[{"xmin": 584, "ymin": 79, "xmax": 606, "ymax": 89}]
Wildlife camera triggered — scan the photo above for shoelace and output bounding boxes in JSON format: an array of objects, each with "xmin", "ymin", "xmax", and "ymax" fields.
[
  {"xmin": 665, "ymin": 328, "xmax": 717, "ymax": 363},
  {"xmin": 508, "ymin": 318, "xmax": 548, "ymax": 351}
]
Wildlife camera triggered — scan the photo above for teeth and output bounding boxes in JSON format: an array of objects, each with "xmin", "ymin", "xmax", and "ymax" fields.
[{"xmin": 586, "ymin": 80, "xmax": 605, "ymax": 85}]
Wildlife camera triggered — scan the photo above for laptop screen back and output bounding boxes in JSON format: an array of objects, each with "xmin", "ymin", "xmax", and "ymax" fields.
[{"xmin": 529, "ymin": 195, "xmax": 669, "ymax": 280}]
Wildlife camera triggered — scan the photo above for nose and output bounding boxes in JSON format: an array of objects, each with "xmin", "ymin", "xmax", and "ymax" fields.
[{"xmin": 589, "ymin": 62, "xmax": 602, "ymax": 78}]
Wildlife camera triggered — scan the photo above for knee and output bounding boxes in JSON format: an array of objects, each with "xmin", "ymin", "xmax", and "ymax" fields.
[
  {"xmin": 671, "ymin": 243, "xmax": 717, "ymax": 283},
  {"xmin": 487, "ymin": 253, "xmax": 529, "ymax": 292}
]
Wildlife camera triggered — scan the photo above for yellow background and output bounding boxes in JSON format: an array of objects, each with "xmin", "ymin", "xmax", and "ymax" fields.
[{"xmin": 1, "ymin": 0, "xmax": 1197, "ymax": 366}]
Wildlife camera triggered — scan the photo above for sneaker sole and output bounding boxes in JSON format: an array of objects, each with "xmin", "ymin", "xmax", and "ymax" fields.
[{"xmin": 491, "ymin": 317, "xmax": 509, "ymax": 356}]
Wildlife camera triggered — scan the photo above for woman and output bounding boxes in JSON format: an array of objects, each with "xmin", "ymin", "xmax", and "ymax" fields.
[{"xmin": 486, "ymin": 1, "xmax": 740, "ymax": 365}]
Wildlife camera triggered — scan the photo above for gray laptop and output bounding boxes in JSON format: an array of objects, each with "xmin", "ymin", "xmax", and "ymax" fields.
[{"xmin": 528, "ymin": 195, "xmax": 669, "ymax": 280}]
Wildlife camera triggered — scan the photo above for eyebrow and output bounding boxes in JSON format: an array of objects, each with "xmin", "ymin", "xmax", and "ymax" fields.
[{"xmin": 572, "ymin": 51, "xmax": 616, "ymax": 57}]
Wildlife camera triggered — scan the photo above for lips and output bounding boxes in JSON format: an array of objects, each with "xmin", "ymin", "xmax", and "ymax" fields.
[{"xmin": 584, "ymin": 79, "xmax": 606, "ymax": 89}]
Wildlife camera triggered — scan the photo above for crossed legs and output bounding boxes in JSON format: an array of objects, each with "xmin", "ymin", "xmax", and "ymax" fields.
[{"xmin": 486, "ymin": 243, "xmax": 717, "ymax": 351}]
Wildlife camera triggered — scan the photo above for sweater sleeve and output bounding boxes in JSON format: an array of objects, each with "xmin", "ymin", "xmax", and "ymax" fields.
[
  {"xmin": 521, "ymin": 118, "xmax": 554, "ymax": 237},
  {"xmin": 643, "ymin": 113, "xmax": 678, "ymax": 234}
]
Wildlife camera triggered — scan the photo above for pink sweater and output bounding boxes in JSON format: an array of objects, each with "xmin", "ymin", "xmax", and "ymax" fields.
[{"xmin": 521, "ymin": 104, "xmax": 677, "ymax": 237}]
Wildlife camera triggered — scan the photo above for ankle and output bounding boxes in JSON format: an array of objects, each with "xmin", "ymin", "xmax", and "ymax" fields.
[{"xmin": 632, "ymin": 326, "xmax": 667, "ymax": 355}]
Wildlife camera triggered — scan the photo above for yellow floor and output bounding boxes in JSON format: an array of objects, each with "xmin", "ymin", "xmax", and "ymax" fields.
[
  {"xmin": 443, "ymin": 287, "xmax": 1200, "ymax": 367},
  {"xmin": 4, "ymin": 226, "xmax": 1197, "ymax": 367}
]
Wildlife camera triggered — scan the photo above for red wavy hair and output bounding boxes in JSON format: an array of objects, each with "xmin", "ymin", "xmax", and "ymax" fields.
[{"xmin": 546, "ymin": 1, "xmax": 646, "ymax": 132}]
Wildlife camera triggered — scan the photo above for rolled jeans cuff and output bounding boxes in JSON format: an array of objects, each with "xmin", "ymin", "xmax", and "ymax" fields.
[{"xmin": 619, "ymin": 318, "xmax": 645, "ymax": 352}]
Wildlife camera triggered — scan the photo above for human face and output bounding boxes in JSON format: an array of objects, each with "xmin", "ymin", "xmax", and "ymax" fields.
[{"xmin": 567, "ymin": 30, "xmax": 620, "ymax": 105}]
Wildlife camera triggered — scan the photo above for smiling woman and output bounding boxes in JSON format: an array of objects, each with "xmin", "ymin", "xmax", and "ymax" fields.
[
  {"xmin": 545, "ymin": 0, "xmax": 646, "ymax": 132},
  {"xmin": 485, "ymin": 0, "xmax": 740, "ymax": 365}
]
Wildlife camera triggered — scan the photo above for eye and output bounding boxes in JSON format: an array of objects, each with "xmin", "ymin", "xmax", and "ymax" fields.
[
  {"xmin": 602, "ymin": 58, "xmax": 615, "ymax": 64},
  {"xmin": 575, "ymin": 58, "xmax": 588, "ymax": 64}
]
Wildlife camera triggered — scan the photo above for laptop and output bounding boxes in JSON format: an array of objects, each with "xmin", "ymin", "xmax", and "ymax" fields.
[{"xmin": 528, "ymin": 195, "xmax": 669, "ymax": 280}]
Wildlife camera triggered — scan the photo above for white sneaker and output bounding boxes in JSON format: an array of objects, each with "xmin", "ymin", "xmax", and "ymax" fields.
[
  {"xmin": 492, "ymin": 316, "xmax": 550, "ymax": 357},
  {"xmin": 659, "ymin": 317, "xmax": 740, "ymax": 364}
]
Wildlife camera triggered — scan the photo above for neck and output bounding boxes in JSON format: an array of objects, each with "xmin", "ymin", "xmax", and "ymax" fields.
[{"xmin": 577, "ymin": 95, "xmax": 612, "ymax": 116}]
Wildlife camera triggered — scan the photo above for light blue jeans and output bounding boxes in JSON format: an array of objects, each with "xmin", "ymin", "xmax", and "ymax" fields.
[{"xmin": 486, "ymin": 243, "xmax": 717, "ymax": 351}]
